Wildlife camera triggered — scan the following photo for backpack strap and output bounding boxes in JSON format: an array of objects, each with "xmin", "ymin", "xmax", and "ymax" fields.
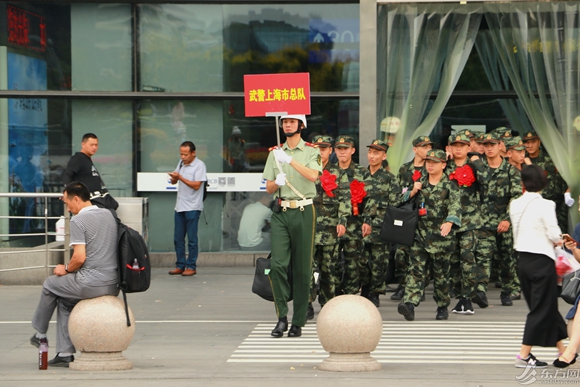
[{"xmin": 107, "ymin": 209, "xmax": 132, "ymax": 327}]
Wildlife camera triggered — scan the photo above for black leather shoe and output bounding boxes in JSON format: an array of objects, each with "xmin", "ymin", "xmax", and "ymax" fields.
[
  {"xmin": 368, "ymin": 292, "xmax": 380, "ymax": 307},
  {"xmin": 48, "ymin": 354, "xmax": 74, "ymax": 367},
  {"xmin": 306, "ymin": 304, "xmax": 314, "ymax": 320},
  {"xmin": 436, "ymin": 307, "xmax": 449, "ymax": 320},
  {"xmin": 30, "ymin": 335, "xmax": 47, "ymax": 348},
  {"xmin": 271, "ymin": 317, "xmax": 288, "ymax": 338},
  {"xmin": 473, "ymin": 291, "xmax": 489, "ymax": 308},
  {"xmin": 288, "ymin": 325, "xmax": 302, "ymax": 337},
  {"xmin": 391, "ymin": 286, "xmax": 404, "ymax": 301},
  {"xmin": 397, "ymin": 302, "xmax": 415, "ymax": 321},
  {"xmin": 500, "ymin": 292, "xmax": 513, "ymax": 306}
]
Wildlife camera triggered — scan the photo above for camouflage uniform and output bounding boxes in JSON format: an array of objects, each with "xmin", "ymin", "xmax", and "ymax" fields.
[
  {"xmin": 393, "ymin": 136, "xmax": 432, "ymax": 297},
  {"xmin": 402, "ymin": 150, "xmax": 462, "ymax": 310},
  {"xmin": 310, "ymin": 138, "xmax": 349, "ymax": 306},
  {"xmin": 445, "ymin": 139, "xmax": 484, "ymax": 303},
  {"xmin": 522, "ymin": 131, "xmax": 568, "ymax": 234},
  {"xmin": 472, "ymin": 133, "xmax": 522, "ymax": 301},
  {"xmin": 363, "ymin": 141, "xmax": 402, "ymax": 296},
  {"xmin": 334, "ymin": 138, "xmax": 373, "ymax": 295}
]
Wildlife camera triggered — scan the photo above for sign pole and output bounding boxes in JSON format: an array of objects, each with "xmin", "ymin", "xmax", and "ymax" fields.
[{"xmin": 275, "ymin": 116, "xmax": 281, "ymax": 148}]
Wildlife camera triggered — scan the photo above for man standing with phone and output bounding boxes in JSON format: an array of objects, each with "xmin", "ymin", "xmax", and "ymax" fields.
[{"xmin": 168, "ymin": 141, "xmax": 207, "ymax": 277}]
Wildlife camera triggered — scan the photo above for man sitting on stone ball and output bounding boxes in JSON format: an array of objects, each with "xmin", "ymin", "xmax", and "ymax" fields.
[{"xmin": 30, "ymin": 181, "xmax": 119, "ymax": 367}]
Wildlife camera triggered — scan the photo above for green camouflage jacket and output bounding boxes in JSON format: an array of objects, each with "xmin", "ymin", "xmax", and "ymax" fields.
[
  {"xmin": 397, "ymin": 160, "xmax": 424, "ymax": 193},
  {"xmin": 363, "ymin": 167, "xmax": 402, "ymax": 244},
  {"xmin": 472, "ymin": 158, "xmax": 522, "ymax": 229},
  {"xmin": 445, "ymin": 159, "xmax": 483, "ymax": 232},
  {"xmin": 335, "ymin": 161, "xmax": 372, "ymax": 240},
  {"xmin": 313, "ymin": 162, "xmax": 350, "ymax": 246},
  {"xmin": 529, "ymin": 150, "xmax": 567, "ymax": 203},
  {"xmin": 403, "ymin": 173, "xmax": 462, "ymax": 253}
]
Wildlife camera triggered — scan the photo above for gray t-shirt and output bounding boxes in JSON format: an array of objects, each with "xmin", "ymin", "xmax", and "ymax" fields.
[
  {"xmin": 70, "ymin": 206, "xmax": 118, "ymax": 286},
  {"xmin": 174, "ymin": 157, "xmax": 207, "ymax": 212}
]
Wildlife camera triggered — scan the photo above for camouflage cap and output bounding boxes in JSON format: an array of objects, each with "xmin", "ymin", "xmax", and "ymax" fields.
[
  {"xmin": 481, "ymin": 131, "xmax": 501, "ymax": 144},
  {"xmin": 474, "ymin": 132, "xmax": 486, "ymax": 143},
  {"xmin": 335, "ymin": 135, "xmax": 355, "ymax": 148},
  {"xmin": 449, "ymin": 132, "xmax": 471, "ymax": 145},
  {"xmin": 493, "ymin": 127, "xmax": 513, "ymax": 140},
  {"xmin": 412, "ymin": 136, "xmax": 434, "ymax": 147},
  {"xmin": 505, "ymin": 136, "xmax": 526, "ymax": 151},
  {"xmin": 522, "ymin": 129, "xmax": 540, "ymax": 142},
  {"xmin": 312, "ymin": 135, "xmax": 334, "ymax": 148},
  {"xmin": 456, "ymin": 129, "xmax": 475, "ymax": 139},
  {"xmin": 424, "ymin": 149, "xmax": 447, "ymax": 163},
  {"xmin": 367, "ymin": 139, "xmax": 389, "ymax": 152}
]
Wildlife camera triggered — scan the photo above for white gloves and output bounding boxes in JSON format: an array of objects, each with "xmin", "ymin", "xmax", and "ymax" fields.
[
  {"xmin": 275, "ymin": 173, "xmax": 286, "ymax": 186},
  {"xmin": 273, "ymin": 148, "xmax": 292, "ymax": 164},
  {"xmin": 565, "ymin": 192, "xmax": 575, "ymax": 207}
]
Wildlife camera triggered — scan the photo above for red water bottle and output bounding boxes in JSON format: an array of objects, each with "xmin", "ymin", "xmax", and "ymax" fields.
[{"xmin": 39, "ymin": 339, "xmax": 48, "ymax": 370}]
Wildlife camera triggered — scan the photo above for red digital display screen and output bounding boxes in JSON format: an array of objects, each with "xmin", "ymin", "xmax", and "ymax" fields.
[{"xmin": 7, "ymin": 5, "xmax": 46, "ymax": 52}]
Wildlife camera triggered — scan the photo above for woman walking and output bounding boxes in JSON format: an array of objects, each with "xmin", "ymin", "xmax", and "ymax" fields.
[{"xmin": 510, "ymin": 164, "xmax": 566, "ymax": 368}]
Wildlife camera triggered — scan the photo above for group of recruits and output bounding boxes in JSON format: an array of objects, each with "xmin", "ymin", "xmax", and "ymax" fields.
[
  {"xmin": 262, "ymin": 114, "xmax": 569, "ymax": 338},
  {"xmin": 307, "ymin": 126, "xmax": 569, "ymax": 322}
]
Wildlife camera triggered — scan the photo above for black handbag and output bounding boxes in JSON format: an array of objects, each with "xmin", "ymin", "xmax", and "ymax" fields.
[
  {"xmin": 561, "ymin": 269, "xmax": 580, "ymax": 304},
  {"xmin": 379, "ymin": 197, "xmax": 418, "ymax": 246},
  {"xmin": 252, "ymin": 254, "xmax": 292, "ymax": 302}
]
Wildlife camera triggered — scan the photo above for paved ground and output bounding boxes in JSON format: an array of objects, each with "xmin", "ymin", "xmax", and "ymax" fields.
[{"xmin": 1, "ymin": 267, "xmax": 578, "ymax": 386}]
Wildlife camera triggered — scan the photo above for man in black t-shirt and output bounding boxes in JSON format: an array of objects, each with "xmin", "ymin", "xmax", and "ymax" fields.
[{"xmin": 62, "ymin": 133, "xmax": 118, "ymax": 210}]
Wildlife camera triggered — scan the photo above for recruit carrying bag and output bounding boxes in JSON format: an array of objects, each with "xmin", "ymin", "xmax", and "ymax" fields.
[
  {"xmin": 379, "ymin": 197, "xmax": 419, "ymax": 246},
  {"xmin": 252, "ymin": 254, "xmax": 293, "ymax": 302},
  {"xmin": 109, "ymin": 210, "xmax": 151, "ymax": 326}
]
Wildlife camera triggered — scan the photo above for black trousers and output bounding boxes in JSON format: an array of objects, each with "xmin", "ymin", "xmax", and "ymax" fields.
[{"xmin": 518, "ymin": 252, "xmax": 567, "ymax": 347}]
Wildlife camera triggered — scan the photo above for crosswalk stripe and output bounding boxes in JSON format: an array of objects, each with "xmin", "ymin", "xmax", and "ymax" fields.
[{"xmin": 227, "ymin": 321, "xmax": 565, "ymax": 364}]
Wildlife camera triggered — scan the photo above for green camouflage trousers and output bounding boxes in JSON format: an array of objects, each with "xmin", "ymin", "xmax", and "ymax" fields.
[
  {"xmin": 395, "ymin": 246, "xmax": 409, "ymax": 287},
  {"xmin": 309, "ymin": 244, "xmax": 340, "ymax": 305},
  {"xmin": 404, "ymin": 242, "xmax": 452, "ymax": 308},
  {"xmin": 339, "ymin": 239, "xmax": 368, "ymax": 294},
  {"xmin": 449, "ymin": 230, "xmax": 478, "ymax": 299},
  {"xmin": 474, "ymin": 229, "xmax": 494, "ymax": 293},
  {"xmin": 362, "ymin": 243, "xmax": 390, "ymax": 294},
  {"xmin": 495, "ymin": 230, "xmax": 520, "ymax": 295}
]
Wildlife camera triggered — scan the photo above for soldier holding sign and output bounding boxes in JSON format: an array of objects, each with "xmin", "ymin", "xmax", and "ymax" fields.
[{"xmin": 262, "ymin": 114, "xmax": 321, "ymax": 338}]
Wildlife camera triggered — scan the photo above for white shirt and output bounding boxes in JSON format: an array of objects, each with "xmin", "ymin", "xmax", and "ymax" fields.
[
  {"xmin": 510, "ymin": 191, "xmax": 561, "ymax": 260},
  {"xmin": 237, "ymin": 201, "xmax": 272, "ymax": 247}
]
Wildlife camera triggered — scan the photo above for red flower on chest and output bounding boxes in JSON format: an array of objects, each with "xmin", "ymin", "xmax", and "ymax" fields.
[
  {"xmin": 320, "ymin": 170, "xmax": 338, "ymax": 197},
  {"xmin": 449, "ymin": 164, "xmax": 476, "ymax": 187},
  {"xmin": 350, "ymin": 180, "xmax": 367, "ymax": 216}
]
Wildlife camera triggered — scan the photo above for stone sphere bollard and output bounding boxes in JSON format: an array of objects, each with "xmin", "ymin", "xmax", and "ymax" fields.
[
  {"xmin": 68, "ymin": 295, "xmax": 135, "ymax": 371},
  {"xmin": 316, "ymin": 294, "xmax": 383, "ymax": 372}
]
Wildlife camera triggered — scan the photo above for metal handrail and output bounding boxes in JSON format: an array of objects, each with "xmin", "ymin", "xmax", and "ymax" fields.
[{"xmin": 0, "ymin": 192, "xmax": 68, "ymax": 276}]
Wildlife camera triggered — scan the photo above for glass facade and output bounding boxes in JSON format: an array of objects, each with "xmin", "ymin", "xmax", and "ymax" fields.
[{"xmin": 0, "ymin": 2, "xmax": 359, "ymax": 252}]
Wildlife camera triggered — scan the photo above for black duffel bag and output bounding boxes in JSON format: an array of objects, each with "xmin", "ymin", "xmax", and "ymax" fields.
[
  {"xmin": 252, "ymin": 254, "xmax": 293, "ymax": 302},
  {"xmin": 380, "ymin": 197, "xmax": 418, "ymax": 246}
]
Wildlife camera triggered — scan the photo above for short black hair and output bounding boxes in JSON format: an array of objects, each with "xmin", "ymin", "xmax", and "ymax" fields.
[
  {"xmin": 181, "ymin": 141, "xmax": 196, "ymax": 152},
  {"xmin": 82, "ymin": 133, "xmax": 98, "ymax": 142},
  {"xmin": 64, "ymin": 181, "xmax": 91, "ymax": 202},
  {"xmin": 520, "ymin": 164, "xmax": 548, "ymax": 192}
]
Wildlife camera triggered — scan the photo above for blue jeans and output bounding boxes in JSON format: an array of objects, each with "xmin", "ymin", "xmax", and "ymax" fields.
[{"xmin": 174, "ymin": 210, "xmax": 201, "ymax": 270}]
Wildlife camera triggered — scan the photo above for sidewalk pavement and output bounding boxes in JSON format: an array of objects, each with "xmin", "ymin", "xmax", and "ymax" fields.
[{"xmin": 0, "ymin": 267, "xmax": 574, "ymax": 386}]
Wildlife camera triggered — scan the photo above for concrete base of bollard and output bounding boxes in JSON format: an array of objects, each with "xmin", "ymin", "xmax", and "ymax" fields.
[
  {"xmin": 69, "ymin": 352, "xmax": 132, "ymax": 371},
  {"xmin": 318, "ymin": 352, "xmax": 381, "ymax": 372}
]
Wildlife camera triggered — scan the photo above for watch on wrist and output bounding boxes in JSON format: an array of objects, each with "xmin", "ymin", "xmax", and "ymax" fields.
[{"xmin": 65, "ymin": 264, "xmax": 69, "ymax": 273}]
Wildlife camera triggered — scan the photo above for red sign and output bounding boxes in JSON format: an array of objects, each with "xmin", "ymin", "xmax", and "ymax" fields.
[
  {"xmin": 7, "ymin": 5, "xmax": 46, "ymax": 52},
  {"xmin": 244, "ymin": 72, "xmax": 311, "ymax": 117}
]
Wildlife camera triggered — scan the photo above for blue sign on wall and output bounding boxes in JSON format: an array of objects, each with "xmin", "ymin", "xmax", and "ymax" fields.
[{"xmin": 308, "ymin": 18, "xmax": 359, "ymax": 63}]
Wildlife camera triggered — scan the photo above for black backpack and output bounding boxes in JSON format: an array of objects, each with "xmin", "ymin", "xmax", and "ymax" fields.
[{"xmin": 109, "ymin": 210, "xmax": 151, "ymax": 326}]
